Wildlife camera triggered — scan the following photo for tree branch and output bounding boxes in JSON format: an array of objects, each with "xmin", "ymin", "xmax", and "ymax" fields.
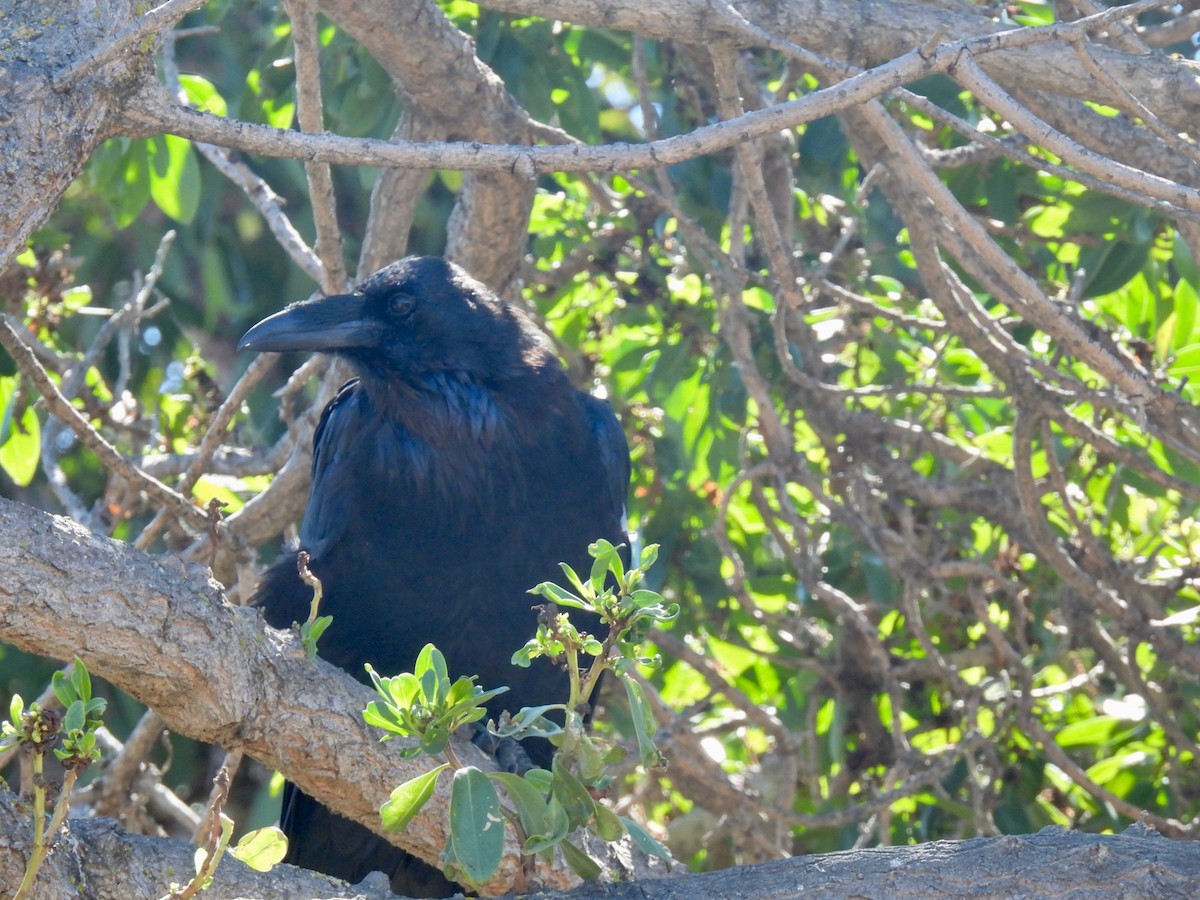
[{"xmin": 2, "ymin": 788, "xmax": 1194, "ymax": 898}]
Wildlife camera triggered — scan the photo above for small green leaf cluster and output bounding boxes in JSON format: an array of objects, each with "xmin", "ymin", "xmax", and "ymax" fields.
[
  {"xmin": 363, "ymin": 542, "xmax": 675, "ymax": 889},
  {"xmin": 364, "ymin": 644, "xmax": 509, "ymax": 759},
  {"xmin": 50, "ymin": 663, "xmax": 107, "ymax": 770},
  {"xmin": 1, "ymin": 695, "xmax": 57, "ymax": 755},
  {"xmin": 171, "ymin": 816, "xmax": 288, "ymax": 896},
  {"xmin": 3, "ymin": 657, "xmax": 106, "ymax": 900},
  {"xmin": 1, "ymin": 657, "xmax": 106, "ymax": 770},
  {"xmin": 520, "ymin": 540, "xmax": 677, "ymax": 770},
  {"xmin": 521, "ymin": 539, "xmax": 677, "ymax": 671}
]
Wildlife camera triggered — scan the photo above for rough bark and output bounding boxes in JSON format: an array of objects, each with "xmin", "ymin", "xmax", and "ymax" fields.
[
  {"xmin": 0, "ymin": 0, "xmax": 160, "ymax": 268},
  {"xmin": 2, "ymin": 787, "xmax": 1197, "ymax": 900}
]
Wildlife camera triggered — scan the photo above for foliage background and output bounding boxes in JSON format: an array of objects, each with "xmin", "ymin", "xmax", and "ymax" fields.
[{"xmin": 3, "ymin": 0, "xmax": 1200, "ymax": 885}]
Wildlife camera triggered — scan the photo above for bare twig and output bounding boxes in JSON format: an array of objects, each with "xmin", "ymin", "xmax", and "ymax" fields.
[
  {"xmin": 0, "ymin": 319, "xmax": 213, "ymax": 535},
  {"xmin": 283, "ymin": 0, "xmax": 348, "ymax": 293},
  {"xmin": 125, "ymin": 4, "xmax": 1176, "ymax": 178},
  {"xmin": 135, "ymin": 353, "xmax": 276, "ymax": 551},
  {"xmin": 90, "ymin": 709, "xmax": 166, "ymax": 821},
  {"xmin": 951, "ymin": 51, "xmax": 1200, "ymax": 216}
]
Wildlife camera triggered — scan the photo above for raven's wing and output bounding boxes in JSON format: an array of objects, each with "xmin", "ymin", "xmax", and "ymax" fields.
[
  {"xmin": 298, "ymin": 378, "xmax": 362, "ymax": 559},
  {"xmin": 251, "ymin": 378, "xmax": 366, "ymax": 630},
  {"xmin": 577, "ymin": 391, "xmax": 631, "ymax": 534}
]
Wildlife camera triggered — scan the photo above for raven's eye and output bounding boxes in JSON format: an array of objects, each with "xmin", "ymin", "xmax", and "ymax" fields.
[{"xmin": 388, "ymin": 291, "xmax": 417, "ymax": 319}]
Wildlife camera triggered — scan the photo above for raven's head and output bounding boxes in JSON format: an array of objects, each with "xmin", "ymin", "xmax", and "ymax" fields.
[{"xmin": 238, "ymin": 257, "xmax": 552, "ymax": 384}]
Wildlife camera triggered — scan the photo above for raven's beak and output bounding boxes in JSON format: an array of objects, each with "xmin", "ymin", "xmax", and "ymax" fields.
[{"xmin": 238, "ymin": 293, "xmax": 383, "ymax": 352}]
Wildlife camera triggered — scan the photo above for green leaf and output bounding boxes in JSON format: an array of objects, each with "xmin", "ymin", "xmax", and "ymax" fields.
[
  {"xmin": 0, "ymin": 376, "xmax": 40, "ymax": 487},
  {"xmin": 557, "ymin": 561, "xmax": 591, "ymax": 598},
  {"xmin": 1169, "ymin": 342, "xmax": 1200, "ymax": 378},
  {"xmin": 447, "ymin": 674, "xmax": 480, "ymax": 706},
  {"xmin": 444, "ymin": 684, "xmax": 508, "ymax": 725},
  {"xmin": 365, "ymin": 663, "xmax": 388, "ymax": 696},
  {"xmin": 589, "ymin": 541, "xmax": 615, "ymax": 594},
  {"xmin": 560, "ymin": 838, "xmax": 602, "ymax": 880},
  {"xmin": 419, "ymin": 724, "xmax": 450, "ymax": 756},
  {"xmin": 588, "ymin": 538, "xmax": 626, "ymax": 593},
  {"xmin": 415, "ymin": 643, "xmax": 451, "ymax": 705},
  {"xmin": 363, "ymin": 699, "xmax": 407, "ymax": 736},
  {"xmin": 529, "ymin": 581, "xmax": 590, "ymax": 610},
  {"xmin": 63, "ymin": 699, "xmax": 84, "ymax": 735},
  {"xmin": 490, "ymin": 771, "xmax": 551, "ymax": 842},
  {"xmin": 262, "ymin": 97, "xmax": 295, "ymax": 129},
  {"xmin": 380, "ymin": 764, "xmax": 449, "ymax": 831},
  {"xmin": 551, "ymin": 755, "xmax": 597, "ymax": 828},
  {"xmin": 628, "ymin": 589, "xmax": 664, "ymax": 610},
  {"xmin": 300, "ymin": 615, "xmax": 332, "ymax": 658},
  {"xmin": 449, "ymin": 766, "xmax": 505, "ymax": 884},
  {"xmin": 1171, "ymin": 278, "xmax": 1199, "ymax": 351},
  {"xmin": 8, "ymin": 693, "xmax": 22, "ymax": 727},
  {"xmin": 619, "ymin": 815, "xmax": 673, "ymax": 864},
  {"xmin": 51, "ymin": 668, "xmax": 78, "ymax": 707},
  {"xmin": 1055, "ymin": 715, "xmax": 1121, "ymax": 748},
  {"xmin": 71, "ymin": 656, "xmax": 92, "ymax": 702},
  {"xmin": 634, "ymin": 543, "xmax": 659, "ymax": 573},
  {"xmin": 415, "ymin": 643, "xmax": 449, "ymax": 684},
  {"xmin": 179, "ymin": 74, "xmax": 229, "ymax": 117},
  {"xmin": 511, "ymin": 642, "xmax": 536, "ymax": 668},
  {"xmin": 524, "ymin": 795, "xmax": 570, "ymax": 854},
  {"xmin": 592, "ymin": 800, "xmax": 625, "ymax": 841},
  {"xmin": 147, "ymin": 134, "xmax": 200, "ymax": 224},
  {"xmin": 91, "ymin": 138, "xmax": 151, "ymax": 227},
  {"xmin": 575, "ymin": 732, "xmax": 610, "ymax": 784},
  {"xmin": 491, "ymin": 704, "xmax": 564, "ymax": 740},
  {"xmin": 1083, "ymin": 242, "xmax": 1152, "ymax": 301},
  {"xmin": 622, "ymin": 677, "xmax": 665, "ymax": 769},
  {"xmin": 230, "ymin": 826, "xmax": 288, "ymax": 871},
  {"xmin": 388, "ymin": 672, "xmax": 422, "ymax": 708}
]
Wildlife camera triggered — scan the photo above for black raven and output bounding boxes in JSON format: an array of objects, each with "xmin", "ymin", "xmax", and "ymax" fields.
[{"xmin": 239, "ymin": 256, "xmax": 629, "ymax": 895}]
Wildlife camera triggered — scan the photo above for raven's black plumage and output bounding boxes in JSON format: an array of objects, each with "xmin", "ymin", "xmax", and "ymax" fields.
[{"xmin": 239, "ymin": 257, "xmax": 629, "ymax": 895}]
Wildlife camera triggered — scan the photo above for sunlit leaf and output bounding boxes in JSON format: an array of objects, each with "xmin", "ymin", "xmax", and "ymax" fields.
[
  {"xmin": 449, "ymin": 766, "xmax": 504, "ymax": 884},
  {"xmin": 147, "ymin": 134, "xmax": 200, "ymax": 224},
  {"xmin": 559, "ymin": 838, "xmax": 602, "ymax": 880},
  {"xmin": 380, "ymin": 764, "xmax": 449, "ymax": 832},
  {"xmin": 230, "ymin": 826, "xmax": 288, "ymax": 871},
  {"xmin": 0, "ymin": 376, "xmax": 40, "ymax": 487}
]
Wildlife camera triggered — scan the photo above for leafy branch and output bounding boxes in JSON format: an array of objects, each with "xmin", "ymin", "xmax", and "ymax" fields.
[
  {"xmin": 363, "ymin": 540, "xmax": 675, "ymax": 889},
  {"xmin": 1, "ymin": 657, "xmax": 106, "ymax": 900},
  {"xmin": 162, "ymin": 761, "xmax": 287, "ymax": 900},
  {"xmin": 296, "ymin": 549, "xmax": 333, "ymax": 658}
]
